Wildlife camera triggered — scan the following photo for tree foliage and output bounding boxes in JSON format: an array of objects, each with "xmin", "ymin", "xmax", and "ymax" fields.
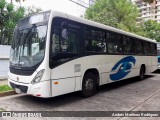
[
  {"xmin": 85, "ymin": 0, "xmax": 160, "ymax": 42},
  {"xmin": 85, "ymin": 0, "xmax": 138, "ymax": 33},
  {"xmin": 140, "ymin": 20, "xmax": 160, "ymax": 42},
  {"xmin": 0, "ymin": 0, "xmax": 42, "ymax": 45}
]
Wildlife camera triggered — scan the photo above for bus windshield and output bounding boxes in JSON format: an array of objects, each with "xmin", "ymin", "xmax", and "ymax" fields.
[{"xmin": 10, "ymin": 12, "xmax": 50, "ymax": 68}]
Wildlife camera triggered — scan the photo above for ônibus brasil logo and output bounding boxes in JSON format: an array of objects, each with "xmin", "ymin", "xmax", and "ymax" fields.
[{"xmin": 110, "ymin": 56, "xmax": 136, "ymax": 81}]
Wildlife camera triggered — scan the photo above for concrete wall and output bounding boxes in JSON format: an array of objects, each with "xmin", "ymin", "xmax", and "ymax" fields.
[{"xmin": 0, "ymin": 45, "xmax": 10, "ymax": 79}]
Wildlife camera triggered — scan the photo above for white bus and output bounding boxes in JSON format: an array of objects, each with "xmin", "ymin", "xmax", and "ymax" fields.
[{"xmin": 8, "ymin": 10, "xmax": 157, "ymax": 98}]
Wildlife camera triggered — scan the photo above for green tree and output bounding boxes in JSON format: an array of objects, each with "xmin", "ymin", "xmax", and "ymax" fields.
[
  {"xmin": 0, "ymin": 0, "xmax": 8, "ymax": 44},
  {"xmin": 0, "ymin": 0, "xmax": 25, "ymax": 44},
  {"xmin": 141, "ymin": 20, "xmax": 160, "ymax": 42},
  {"xmin": 85, "ymin": 0, "xmax": 138, "ymax": 33},
  {"xmin": 0, "ymin": 0, "xmax": 42, "ymax": 45}
]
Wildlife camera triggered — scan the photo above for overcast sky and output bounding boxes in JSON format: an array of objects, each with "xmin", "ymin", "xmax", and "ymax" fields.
[{"xmin": 6, "ymin": 0, "xmax": 86, "ymax": 17}]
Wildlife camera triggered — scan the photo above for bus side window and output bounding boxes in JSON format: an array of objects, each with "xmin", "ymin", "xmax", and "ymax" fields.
[
  {"xmin": 108, "ymin": 33, "xmax": 123, "ymax": 54},
  {"xmin": 135, "ymin": 40, "xmax": 143, "ymax": 54},
  {"xmin": 151, "ymin": 43, "xmax": 157, "ymax": 55},
  {"xmin": 123, "ymin": 36, "xmax": 134, "ymax": 54},
  {"xmin": 52, "ymin": 28, "xmax": 61, "ymax": 53},
  {"xmin": 85, "ymin": 28, "xmax": 106, "ymax": 52},
  {"xmin": 144, "ymin": 42, "xmax": 151, "ymax": 55},
  {"xmin": 61, "ymin": 30, "xmax": 77, "ymax": 53},
  {"xmin": 52, "ymin": 28, "xmax": 77, "ymax": 53}
]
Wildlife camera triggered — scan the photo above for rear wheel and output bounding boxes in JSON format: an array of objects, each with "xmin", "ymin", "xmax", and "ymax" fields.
[
  {"xmin": 81, "ymin": 72, "xmax": 97, "ymax": 97},
  {"xmin": 139, "ymin": 65, "xmax": 145, "ymax": 80}
]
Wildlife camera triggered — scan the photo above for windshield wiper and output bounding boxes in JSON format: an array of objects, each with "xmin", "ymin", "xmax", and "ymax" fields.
[
  {"xmin": 22, "ymin": 24, "xmax": 36, "ymax": 47},
  {"xmin": 17, "ymin": 25, "xmax": 35, "ymax": 66}
]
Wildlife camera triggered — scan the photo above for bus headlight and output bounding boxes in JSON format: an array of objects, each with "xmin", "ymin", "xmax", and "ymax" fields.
[{"xmin": 31, "ymin": 69, "xmax": 45, "ymax": 84}]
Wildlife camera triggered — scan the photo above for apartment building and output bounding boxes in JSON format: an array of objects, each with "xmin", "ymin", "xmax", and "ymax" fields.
[{"xmin": 133, "ymin": 0, "xmax": 160, "ymax": 22}]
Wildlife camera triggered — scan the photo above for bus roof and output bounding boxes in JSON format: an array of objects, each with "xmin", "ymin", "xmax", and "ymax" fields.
[{"xmin": 51, "ymin": 10, "xmax": 157, "ymax": 44}]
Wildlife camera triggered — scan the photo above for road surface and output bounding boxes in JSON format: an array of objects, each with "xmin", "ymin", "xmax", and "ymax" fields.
[{"xmin": 0, "ymin": 70, "xmax": 160, "ymax": 120}]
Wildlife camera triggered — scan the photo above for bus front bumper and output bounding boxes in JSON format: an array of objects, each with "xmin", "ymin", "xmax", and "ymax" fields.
[{"xmin": 8, "ymin": 78, "xmax": 51, "ymax": 98}]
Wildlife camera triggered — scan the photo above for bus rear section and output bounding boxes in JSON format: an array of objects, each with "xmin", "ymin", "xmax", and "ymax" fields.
[{"xmin": 157, "ymin": 43, "xmax": 160, "ymax": 69}]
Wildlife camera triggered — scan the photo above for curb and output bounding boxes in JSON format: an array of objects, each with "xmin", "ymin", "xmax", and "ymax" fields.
[{"xmin": 0, "ymin": 90, "xmax": 16, "ymax": 97}]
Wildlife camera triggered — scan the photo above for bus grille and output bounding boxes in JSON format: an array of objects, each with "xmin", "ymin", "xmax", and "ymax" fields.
[{"xmin": 10, "ymin": 82, "xmax": 28, "ymax": 93}]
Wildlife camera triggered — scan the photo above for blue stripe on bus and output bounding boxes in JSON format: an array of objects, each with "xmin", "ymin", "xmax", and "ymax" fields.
[{"xmin": 110, "ymin": 56, "xmax": 136, "ymax": 81}]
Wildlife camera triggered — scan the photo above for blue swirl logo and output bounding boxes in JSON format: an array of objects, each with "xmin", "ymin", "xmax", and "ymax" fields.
[{"xmin": 110, "ymin": 56, "xmax": 136, "ymax": 81}]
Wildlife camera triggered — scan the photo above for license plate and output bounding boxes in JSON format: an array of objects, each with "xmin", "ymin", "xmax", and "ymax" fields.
[{"xmin": 15, "ymin": 88, "xmax": 21, "ymax": 94}]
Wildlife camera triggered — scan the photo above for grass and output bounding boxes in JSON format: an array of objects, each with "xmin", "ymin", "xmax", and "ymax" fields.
[
  {"xmin": 0, "ymin": 108, "xmax": 6, "ymax": 111},
  {"xmin": 0, "ymin": 85, "xmax": 13, "ymax": 93}
]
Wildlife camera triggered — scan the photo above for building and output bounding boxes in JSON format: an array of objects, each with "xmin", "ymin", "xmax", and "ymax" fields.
[{"xmin": 133, "ymin": 0, "xmax": 160, "ymax": 23}]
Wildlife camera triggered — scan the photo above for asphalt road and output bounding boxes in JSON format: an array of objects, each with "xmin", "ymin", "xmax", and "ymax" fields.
[{"xmin": 1, "ymin": 70, "xmax": 160, "ymax": 120}]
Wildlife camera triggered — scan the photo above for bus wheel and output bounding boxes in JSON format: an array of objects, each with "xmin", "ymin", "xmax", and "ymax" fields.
[
  {"xmin": 139, "ymin": 65, "xmax": 145, "ymax": 80},
  {"xmin": 81, "ymin": 72, "xmax": 97, "ymax": 97}
]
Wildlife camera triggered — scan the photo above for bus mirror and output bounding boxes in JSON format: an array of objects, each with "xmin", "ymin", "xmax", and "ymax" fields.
[
  {"xmin": 61, "ymin": 22, "xmax": 68, "ymax": 28},
  {"xmin": 61, "ymin": 29, "xmax": 68, "ymax": 40}
]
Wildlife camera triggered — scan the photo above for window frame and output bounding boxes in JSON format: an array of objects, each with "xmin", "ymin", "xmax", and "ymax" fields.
[
  {"xmin": 84, "ymin": 26, "xmax": 107, "ymax": 53},
  {"xmin": 143, "ymin": 41, "xmax": 152, "ymax": 55},
  {"xmin": 107, "ymin": 31, "xmax": 123, "ymax": 55},
  {"xmin": 135, "ymin": 39, "xmax": 144, "ymax": 55},
  {"xmin": 123, "ymin": 35, "xmax": 135, "ymax": 55}
]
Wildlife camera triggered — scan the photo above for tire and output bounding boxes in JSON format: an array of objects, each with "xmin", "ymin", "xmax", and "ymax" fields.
[
  {"xmin": 139, "ymin": 66, "xmax": 145, "ymax": 80},
  {"xmin": 80, "ymin": 72, "xmax": 97, "ymax": 97}
]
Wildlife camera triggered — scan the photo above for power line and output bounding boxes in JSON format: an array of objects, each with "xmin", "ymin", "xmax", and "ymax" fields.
[{"xmin": 69, "ymin": 0, "xmax": 89, "ymax": 8}]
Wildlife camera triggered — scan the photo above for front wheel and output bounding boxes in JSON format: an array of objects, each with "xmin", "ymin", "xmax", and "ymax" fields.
[{"xmin": 80, "ymin": 72, "xmax": 97, "ymax": 97}]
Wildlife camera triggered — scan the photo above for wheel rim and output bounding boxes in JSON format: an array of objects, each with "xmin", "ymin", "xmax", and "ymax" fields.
[{"xmin": 84, "ymin": 79, "xmax": 94, "ymax": 91}]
